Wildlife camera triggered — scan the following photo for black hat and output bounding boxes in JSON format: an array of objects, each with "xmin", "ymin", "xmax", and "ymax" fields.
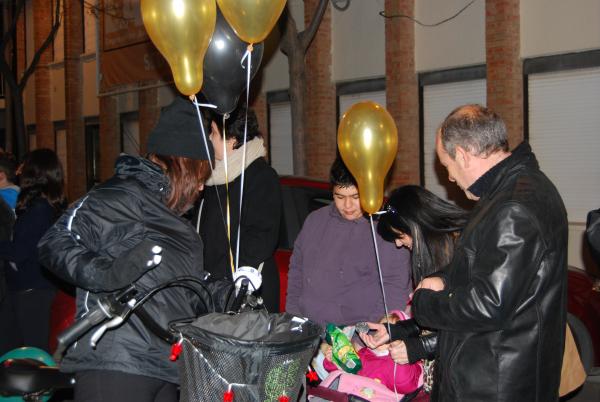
[{"xmin": 147, "ymin": 97, "xmax": 214, "ymax": 161}]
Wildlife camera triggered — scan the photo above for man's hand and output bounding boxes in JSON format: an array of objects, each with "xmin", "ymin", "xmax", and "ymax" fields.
[
  {"xmin": 358, "ymin": 322, "xmax": 390, "ymax": 348},
  {"xmin": 389, "ymin": 340, "xmax": 409, "ymax": 364},
  {"xmin": 415, "ymin": 277, "xmax": 445, "ymax": 292}
]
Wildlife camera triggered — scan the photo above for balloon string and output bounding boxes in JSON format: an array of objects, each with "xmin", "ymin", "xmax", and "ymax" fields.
[
  {"xmin": 222, "ymin": 116, "xmax": 236, "ymax": 277},
  {"xmin": 369, "ymin": 215, "xmax": 392, "ymax": 336},
  {"xmin": 234, "ymin": 45, "xmax": 253, "ymax": 271},
  {"xmin": 369, "ymin": 214, "xmax": 399, "ymax": 400},
  {"xmin": 190, "ymin": 96, "xmax": 234, "ymax": 275},
  {"xmin": 190, "ymin": 95, "xmax": 215, "ymax": 174}
]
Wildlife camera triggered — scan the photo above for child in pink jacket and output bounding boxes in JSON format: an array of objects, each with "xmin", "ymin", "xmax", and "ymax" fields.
[{"xmin": 321, "ymin": 311, "xmax": 423, "ymax": 394}]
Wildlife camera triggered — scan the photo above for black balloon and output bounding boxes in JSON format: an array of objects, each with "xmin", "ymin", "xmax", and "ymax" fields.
[{"xmin": 201, "ymin": 10, "xmax": 264, "ymax": 115}]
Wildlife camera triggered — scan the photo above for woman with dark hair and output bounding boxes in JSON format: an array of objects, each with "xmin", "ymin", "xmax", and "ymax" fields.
[
  {"xmin": 377, "ymin": 185, "xmax": 469, "ymax": 285},
  {"xmin": 360, "ymin": 185, "xmax": 469, "ymax": 394},
  {"xmin": 199, "ymin": 105, "xmax": 282, "ymax": 312},
  {"xmin": 37, "ymin": 97, "xmax": 215, "ymax": 402},
  {"xmin": 0, "ymin": 148, "xmax": 67, "ymax": 355}
]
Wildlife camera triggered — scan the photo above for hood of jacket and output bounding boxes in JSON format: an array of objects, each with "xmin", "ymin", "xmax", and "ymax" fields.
[{"xmin": 114, "ymin": 154, "xmax": 170, "ymax": 201}]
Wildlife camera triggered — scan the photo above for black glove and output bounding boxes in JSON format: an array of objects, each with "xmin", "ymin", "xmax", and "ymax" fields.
[
  {"xmin": 388, "ymin": 318, "xmax": 421, "ymax": 341},
  {"xmin": 404, "ymin": 332, "xmax": 438, "ymax": 363},
  {"xmin": 110, "ymin": 240, "xmax": 162, "ymax": 286}
]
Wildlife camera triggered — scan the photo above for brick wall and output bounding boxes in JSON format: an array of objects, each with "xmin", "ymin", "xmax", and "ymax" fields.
[
  {"xmin": 486, "ymin": 0, "xmax": 524, "ymax": 148},
  {"xmin": 33, "ymin": 0, "xmax": 53, "ymax": 149},
  {"xmin": 304, "ymin": 0, "xmax": 337, "ymax": 179},
  {"xmin": 385, "ymin": 0, "xmax": 420, "ymax": 188},
  {"xmin": 138, "ymin": 86, "xmax": 160, "ymax": 155},
  {"xmin": 64, "ymin": 0, "xmax": 86, "ymax": 200}
]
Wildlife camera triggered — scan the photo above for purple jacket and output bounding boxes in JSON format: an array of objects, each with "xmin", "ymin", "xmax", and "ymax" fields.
[{"xmin": 286, "ymin": 204, "xmax": 411, "ymax": 326}]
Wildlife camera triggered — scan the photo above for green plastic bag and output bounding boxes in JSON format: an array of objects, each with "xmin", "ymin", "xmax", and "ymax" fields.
[{"xmin": 326, "ymin": 323, "xmax": 362, "ymax": 374}]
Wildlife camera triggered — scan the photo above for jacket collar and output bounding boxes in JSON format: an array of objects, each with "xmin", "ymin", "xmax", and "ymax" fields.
[
  {"xmin": 468, "ymin": 142, "xmax": 538, "ymax": 199},
  {"xmin": 327, "ymin": 202, "xmax": 367, "ymax": 225}
]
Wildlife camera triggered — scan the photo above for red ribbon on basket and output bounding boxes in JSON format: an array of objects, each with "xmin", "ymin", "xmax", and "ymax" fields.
[
  {"xmin": 169, "ymin": 338, "xmax": 183, "ymax": 361},
  {"xmin": 278, "ymin": 395, "xmax": 290, "ymax": 402},
  {"xmin": 224, "ymin": 384, "xmax": 234, "ymax": 402}
]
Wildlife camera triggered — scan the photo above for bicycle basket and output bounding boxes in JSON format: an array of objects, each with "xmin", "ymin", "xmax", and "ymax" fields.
[{"xmin": 175, "ymin": 310, "xmax": 322, "ymax": 402}]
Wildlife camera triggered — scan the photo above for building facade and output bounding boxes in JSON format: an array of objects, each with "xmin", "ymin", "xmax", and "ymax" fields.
[{"xmin": 2, "ymin": 0, "xmax": 600, "ymax": 271}]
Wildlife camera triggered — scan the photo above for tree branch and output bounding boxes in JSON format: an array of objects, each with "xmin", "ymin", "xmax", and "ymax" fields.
[
  {"xmin": 18, "ymin": 0, "xmax": 62, "ymax": 92},
  {"xmin": 299, "ymin": 0, "xmax": 329, "ymax": 52},
  {"xmin": 279, "ymin": 7, "xmax": 295, "ymax": 57},
  {"xmin": 0, "ymin": 0, "xmax": 26, "ymax": 55}
]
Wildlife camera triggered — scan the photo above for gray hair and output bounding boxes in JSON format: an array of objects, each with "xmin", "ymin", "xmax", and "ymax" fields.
[{"xmin": 439, "ymin": 104, "xmax": 508, "ymax": 158}]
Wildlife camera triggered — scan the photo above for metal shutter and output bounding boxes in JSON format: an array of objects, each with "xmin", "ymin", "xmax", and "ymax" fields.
[{"xmin": 422, "ymin": 79, "xmax": 487, "ymax": 201}]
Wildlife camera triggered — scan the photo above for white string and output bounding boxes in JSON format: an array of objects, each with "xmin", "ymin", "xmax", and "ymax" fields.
[
  {"xmin": 191, "ymin": 97, "xmax": 229, "ymax": 255},
  {"xmin": 191, "ymin": 98, "xmax": 216, "ymax": 174},
  {"xmin": 234, "ymin": 46, "xmax": 253, "ymax": 271},
  {"xmin": 368, "ymin": 214, "xmax": 400, "ymax": 401}
]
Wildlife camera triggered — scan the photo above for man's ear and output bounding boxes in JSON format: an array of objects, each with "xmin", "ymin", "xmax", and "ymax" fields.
[{"xmin": 454, "ymin": 146, "xmax": 471, "ymax": 169}]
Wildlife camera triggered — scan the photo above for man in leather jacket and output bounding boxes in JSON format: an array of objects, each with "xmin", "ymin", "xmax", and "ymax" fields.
[{"xmin": 412, "ymin": 104, "xmax": 568, "ymax": 401}]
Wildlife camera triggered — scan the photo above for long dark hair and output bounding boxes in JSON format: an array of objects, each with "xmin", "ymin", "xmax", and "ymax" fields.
[
  {"xmin": 377, "ymin": 185, "xmax": 469, "ymax": 283},
  {"xmin": 16, "ymin": 148, "xmax": 66, "ymax": 217},
  {"xmin": 148, "ymin": 154, "xmax": 211, "ymax": 215}
]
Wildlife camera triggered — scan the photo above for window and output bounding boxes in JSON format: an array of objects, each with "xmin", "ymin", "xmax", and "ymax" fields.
[
  {"xmin": 528, "ymin": 66, "xmax": 600, "ymax": 223},
  {"xmin": 267, "ymin": 91, "xmax": 294, "ymax": 176},
  {"xmin": 121, "ymin": 113, "xmax": 140, "ymax": 156},
  {"xmin": 336, "ymin": 78, "xmax": 386, "ymax": 122},
  {"xmin": 338, "ymin": 90, "xmax": 386, "ymax": 119},
  {"xmin": 524, "ymin": 50, "xmax": 600, "ymax": 269},
  {"xmin": 420, "ymin": 66, "xmax": 486, "ymax": 204},
  {"xmin": 85, "ymin": 122, "xmax": 100, "ymax": 190}
]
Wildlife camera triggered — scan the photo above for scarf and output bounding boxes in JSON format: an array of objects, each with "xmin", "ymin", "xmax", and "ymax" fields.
[{"xmin": 206, "ymin": 137, "xmax": 266, "ymax": 186}]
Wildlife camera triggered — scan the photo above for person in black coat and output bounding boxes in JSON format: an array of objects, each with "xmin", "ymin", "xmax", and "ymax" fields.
[
  {"xmin": 38, "ymin": 97, "xmax": 216, "ymax": 402},
  {"xmin": 368, "ymin": 105, "xmax": 568, "ymax": 402},
  {"xmin": 199, "ymin": 106, "xmax": 282, "ymax": 312},
  {"xmin": 0, "ymin": 149, "xmax": 67, "ymax": 355}
]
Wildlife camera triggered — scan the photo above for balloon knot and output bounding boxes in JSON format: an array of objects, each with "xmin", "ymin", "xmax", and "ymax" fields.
[
  {"xmin": 247, "ymin": 43, "xmax": 254, "ymax": 52},
  {"xmin": 189, "ymin": 94, "xmax": 196, "ymax": 102}
]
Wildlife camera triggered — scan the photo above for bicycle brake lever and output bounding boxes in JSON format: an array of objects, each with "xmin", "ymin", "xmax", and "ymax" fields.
[
  {"xmin": 89, "ymin": 298, "xmax": 136, "ymax": 348},
  {"xmin": 90, "ymin": 316, "xmax": 124, "ymax": 348}
]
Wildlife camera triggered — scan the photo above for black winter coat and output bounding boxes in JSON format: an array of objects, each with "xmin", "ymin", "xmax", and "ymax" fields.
[
  {"xmin": 0, "ymin": 197, "xmax": 14, "ymax": 301},
  {"xmin": 413, "ymin": 143, "xmax": 568, "ymax": 402},
  {"xmin": 38, "ymin": 156, "xmax": 210, "ymax": 384},
  {"xmin": 200, "ymin": 157, "xmax": 282, "ymax": 311}
]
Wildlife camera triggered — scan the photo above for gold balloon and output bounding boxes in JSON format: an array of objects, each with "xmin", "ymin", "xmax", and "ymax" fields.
[
  {"xmin": 216, "ymin": 0, "xmax": 287, "ymax": 44},
  {"xmin": 141, "ymin": 0, "xmax": 216, "ymax": 95},
  {"xmin": 337, "ymin": 102, "xmax": 398, "ymax": 215}
]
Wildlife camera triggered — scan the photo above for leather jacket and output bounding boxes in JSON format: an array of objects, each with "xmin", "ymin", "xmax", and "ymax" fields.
[{"xmin": 413, "ymin": 143, "xmax": 568, "ymax": 402}]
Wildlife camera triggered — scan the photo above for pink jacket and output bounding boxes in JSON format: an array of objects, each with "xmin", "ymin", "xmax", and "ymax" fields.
[{"xmin": 324, "ymin": 347, "xmax": 422, "ymax": 394}]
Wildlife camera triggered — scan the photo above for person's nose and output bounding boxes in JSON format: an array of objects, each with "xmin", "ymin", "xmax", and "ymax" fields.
[
  {"xmin": 448, "ymin": 174, "xmax": 455, "ymax": 183},
  {"xmin": 344, "ymin": 198, "xmax": 352, "ymax": 209}
]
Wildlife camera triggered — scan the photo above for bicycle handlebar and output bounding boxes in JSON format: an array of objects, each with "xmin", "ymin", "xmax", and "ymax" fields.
[{"xmin": 53, "ymin": 304, "xmax": 111, "ymax": 361}]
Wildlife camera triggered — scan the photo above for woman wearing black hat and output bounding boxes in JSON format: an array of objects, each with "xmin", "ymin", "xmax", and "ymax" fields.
[{"xmin": 38, "ymin": 97, "xmax": 215, "ymax": 402}]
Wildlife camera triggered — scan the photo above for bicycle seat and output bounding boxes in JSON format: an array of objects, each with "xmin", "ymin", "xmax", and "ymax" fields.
[{"xmin": 0, "ymin": 358, "xmax": 74, "ymax": 397}]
